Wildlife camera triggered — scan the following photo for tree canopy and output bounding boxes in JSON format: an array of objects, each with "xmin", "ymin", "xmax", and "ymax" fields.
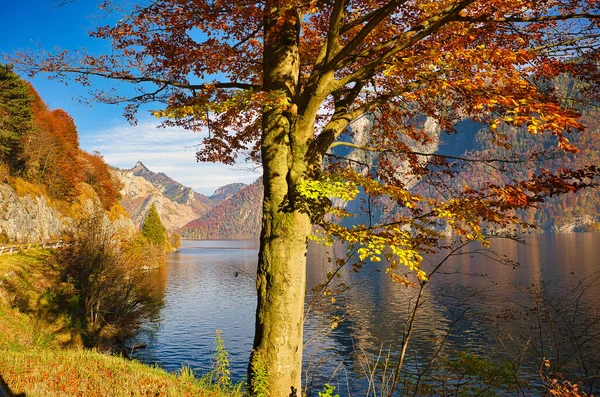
[
  {"xmin": 13, "ymin": 0, "xmax": 600, "ymax": 395},
  {"xmin": 0, "ymin": 64, "xmax": 33, "ymax": 168}
]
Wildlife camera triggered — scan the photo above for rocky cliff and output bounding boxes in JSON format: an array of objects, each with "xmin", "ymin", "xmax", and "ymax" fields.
[
  {"xmin": 0, "ymin": 182, "xmax": 134, "ymax": 243},
  {"xmin": 131, "ymin": 161, "xmax": 213, "ymax": 215},
  {"xmin": 209, "ymin": 183, "xmax": 247, "ymax": 204}
]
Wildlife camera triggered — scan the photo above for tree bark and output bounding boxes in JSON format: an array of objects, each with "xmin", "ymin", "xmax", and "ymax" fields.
[
  {"xmin": 249, "ymin": 4, "xmax": 314, "ymax": 396},
  {"xmin": 250, "ymin": 168, "xmax": 311, "ymax": 396}
]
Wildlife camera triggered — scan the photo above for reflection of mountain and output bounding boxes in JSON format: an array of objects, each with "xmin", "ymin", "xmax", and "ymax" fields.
[{"xmin": 180, "ymin": 178, "xmax": 263, "ymax": 239}]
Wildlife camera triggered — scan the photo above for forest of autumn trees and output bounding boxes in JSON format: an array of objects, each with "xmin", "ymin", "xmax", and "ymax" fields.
[
  {"xmin": 0, "ymin": 64, "xmax": 121, "ymax": 210},
  {"xmin": 11, "ymin": 0, "xmax": 600, "ymax": 395}
]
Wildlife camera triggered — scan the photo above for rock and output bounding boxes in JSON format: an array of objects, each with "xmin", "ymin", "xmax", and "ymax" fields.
[
  {"xmin": 0, "ymin": 184, "xmax": 65, "ymax": 242},
  {"xmin": 0, "ymin": 183, "xmax": 135, "ymax": 243}
]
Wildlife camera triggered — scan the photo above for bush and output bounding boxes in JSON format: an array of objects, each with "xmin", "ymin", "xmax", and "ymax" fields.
[{"xmin": 54, "ymin": 211, "xmax": 162, "ymax": 347}]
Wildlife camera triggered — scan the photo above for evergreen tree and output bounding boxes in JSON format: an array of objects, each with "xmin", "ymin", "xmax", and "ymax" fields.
[
  {"xmin": 0, "ymin": 64, "xmax": 33, "ymax": 169},
  {"xmin": 141, "ymin": 203, "xmax": 166, "ymax": 246}
]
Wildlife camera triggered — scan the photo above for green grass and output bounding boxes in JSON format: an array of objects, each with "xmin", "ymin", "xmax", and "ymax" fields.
[
  {"xmin": 0, "ymin": 249, "xmax": 66, "ymax": 349},
  {"xmin": 0, "ymin": 250, "xmax": 240, "ymax": 397}
]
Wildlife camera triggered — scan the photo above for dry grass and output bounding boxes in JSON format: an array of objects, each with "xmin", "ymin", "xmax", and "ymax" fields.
[
  {"xmin": 11, "ymin": 177, "xmax": 46, "ymax": 198},
  {"xmin": 0, "ymin": 250, "xmax": 240, "ymax": 397},
  {"xmin": 0, "ymin": 249, "xmax": 70, "ymax": 350},
  {"xmin": 0, "ymin": 349, "xmax": 234, "ymax": 397}
]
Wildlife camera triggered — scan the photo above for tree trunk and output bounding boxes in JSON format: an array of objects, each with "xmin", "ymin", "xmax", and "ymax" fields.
[
  {"xmin": 250, "ymin": 99, "xmax": 313, "ymax": 397},
  {"xmin": 250, "ymin": 170, "xmax": 311, "ymax": 396},
  {"xmin": 249, "ymin": 5, "xmax": 314, "ymax": 396}
]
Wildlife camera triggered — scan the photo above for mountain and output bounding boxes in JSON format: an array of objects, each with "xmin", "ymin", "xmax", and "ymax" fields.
[
  {"xmin": 210, "ymin": 183, "xmax": 247, "ymax": 204},
  {"xmin": 180, "ymin": 178, "xmax": 263, "ymax": 239},
  {"xmin": 114, "ymin": 166, "xmax": 207, "ymax": 232},
  {"xmin": 117, "ymin": 162, "xmax": 256, "ymax": 236},
  {"xmin": 131, "ymin": 161, "xmax": 213, "ymax": 215}
]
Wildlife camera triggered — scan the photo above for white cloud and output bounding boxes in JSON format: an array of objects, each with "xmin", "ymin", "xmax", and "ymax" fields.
[{"xmin": 80, "ymin": 119, "xmax": 261, "ymax": 195}]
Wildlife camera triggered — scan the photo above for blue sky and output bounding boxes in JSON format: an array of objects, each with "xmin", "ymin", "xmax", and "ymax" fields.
[{"xmin": 1, "ymin": 1, "xmax": 260, "ymax": 195}]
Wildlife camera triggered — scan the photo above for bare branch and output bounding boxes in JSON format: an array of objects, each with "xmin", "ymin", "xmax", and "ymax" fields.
[{"xmin": 455, "ymin": 12, "xmax": 600, "ymax": 24}]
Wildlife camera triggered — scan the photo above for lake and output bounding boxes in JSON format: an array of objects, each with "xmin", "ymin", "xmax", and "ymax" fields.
[{"xmin": 130, "ymin": 234, "xmax": 600, "ymax": 395}]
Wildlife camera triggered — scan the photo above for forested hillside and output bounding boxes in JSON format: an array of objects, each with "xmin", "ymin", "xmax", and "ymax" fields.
[
  {"xmin": 0, "ymin": 64, "xmax": 126, "ymax": 242},
  {"xmin": 420, "ymin": 79, "xmax": 600, "ymax": 232},
  {"xmin": 180, "ymin": 178, "xmax": 263, "ymax": 239}
]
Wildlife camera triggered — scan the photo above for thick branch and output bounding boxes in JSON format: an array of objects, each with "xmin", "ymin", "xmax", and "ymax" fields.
[
  {"xmin": 314, "ymin": 94, "xmax": 392, "ymax": 157},
  {"xmin": 329, "ymin": 0, "xmax": 406, "ymax": 68},
  {"xmin": 325, "ymin": 0, "xmax": 348, "ymax": 63},
  {"xmin": 328, "ymin": 141, "xmax": 551, "ymax": 164},
  {"xmin": 333, "ymin": 0, "xmax": 476, "ymax": 90}
]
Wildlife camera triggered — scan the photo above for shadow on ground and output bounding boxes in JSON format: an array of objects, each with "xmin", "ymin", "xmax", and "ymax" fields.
[{"xmin": 0, "ymin": 375, "xmax": 25, "ymax": 397}]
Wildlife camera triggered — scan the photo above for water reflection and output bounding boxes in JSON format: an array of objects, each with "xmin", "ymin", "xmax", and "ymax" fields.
[{"xmin": 131, "ymin": 234, "xmax": 600, "ymax": 395}]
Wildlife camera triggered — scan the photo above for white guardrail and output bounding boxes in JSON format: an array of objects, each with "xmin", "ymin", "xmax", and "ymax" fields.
[{"xmin": 0, "ymin": 241, "xmax": 63, "ymax": 256}]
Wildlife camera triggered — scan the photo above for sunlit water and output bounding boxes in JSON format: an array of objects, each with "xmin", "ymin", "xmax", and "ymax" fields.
[{"xmin": 130, "ymin": 234, "xmax": 600, "ymax": 395}]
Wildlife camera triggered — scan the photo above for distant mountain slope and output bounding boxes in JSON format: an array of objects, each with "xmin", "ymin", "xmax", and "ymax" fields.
[
  {"xmin": 131, "ymin": 161, "xmax": 213, "ymax": 216},
  {"xmin": 209, "ymin": 183, "xmax": 247, "ymax": 204},
  {"xmin": 180, "ymin": 178, "xmax": 263, "ymax": 239},
  {"xmin": 114, "ymin": 168, "xmax": 201, "ymax": 232}
]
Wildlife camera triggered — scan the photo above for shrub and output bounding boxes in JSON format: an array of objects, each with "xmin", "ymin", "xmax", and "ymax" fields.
[{"xmin": 54, "ymin": 211, "xmax": 162, "ymax": 347}]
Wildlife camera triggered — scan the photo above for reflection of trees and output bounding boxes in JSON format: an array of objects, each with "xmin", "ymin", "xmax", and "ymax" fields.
[
  {"xmin": 303, "ymin": 235, "xmax": 600, "ymax": 395},
  {"xmin": 303, "ymin": 242, "xmax": 459, "ymax": 395}
]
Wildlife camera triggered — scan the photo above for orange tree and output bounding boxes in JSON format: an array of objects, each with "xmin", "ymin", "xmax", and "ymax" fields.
[{"xmin": 14, "ymin": 1, "xmax": 600, "ymax": 395}]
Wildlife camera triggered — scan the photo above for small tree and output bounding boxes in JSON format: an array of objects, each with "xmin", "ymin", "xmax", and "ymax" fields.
[
  {"xmin": 56, "ymin": 210, "xmax": 162, "ymax": 347},
  {"xmin": 141, "ymin": 203, "xmax": 166, "ymax": 246}
]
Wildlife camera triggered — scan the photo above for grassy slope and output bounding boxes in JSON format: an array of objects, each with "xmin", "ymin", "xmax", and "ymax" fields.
[{"xmin": 0, "ymin": 250, "xmax": 237, "ymax": 397}]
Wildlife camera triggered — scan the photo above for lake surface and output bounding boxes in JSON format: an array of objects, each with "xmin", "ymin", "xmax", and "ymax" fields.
[{"xmin": 130, "ymin": 234, "xmax": 600, "ymax": 395}]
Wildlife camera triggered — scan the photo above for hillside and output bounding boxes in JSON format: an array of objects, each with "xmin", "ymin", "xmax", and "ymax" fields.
[
  {"xmin": 0, "ymin": 64, "xmax": 132, "ymax": 243},
  {"xmin": 0, "ymin": 249, "xmax": 238, "ymax": 397},
  {"xmin": 180, "ymin": 178, "xmax": 263, "ymax": 239},
  {"xmin": 430, "ymin": 108, "xmax": 600, "ymax": 232}
]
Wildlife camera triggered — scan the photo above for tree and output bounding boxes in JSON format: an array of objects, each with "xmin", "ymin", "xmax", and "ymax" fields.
[
  {"xmin": 141, "ymin": 203, "xmax": 167, "ymax": 246},
  {"xmin": 79, "ymin": 150, "xmax": 122, "ymax": 209},
  {"xmin": 25, "ymin": 89, "xmax": 84, "ymax": 200},
  {"xmin": 0, "ymin": 63, "xmax": 33, "ymax": 170},
  {"xmin": 14, "ymin": 1, "xmax": 600, "ymax": 395},
  {"xmin": 56, "ymin": 210, "xmax": 162, "ymax": 347}
]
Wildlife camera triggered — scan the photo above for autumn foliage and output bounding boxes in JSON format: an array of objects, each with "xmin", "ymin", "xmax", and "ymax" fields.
[
  {"xmin": 11, "ymin": 0, "xmax": 600, "ymax": 394},
  {"xmin": 0, "ymin": 64, "xmax": 121, "ymax": 208}
]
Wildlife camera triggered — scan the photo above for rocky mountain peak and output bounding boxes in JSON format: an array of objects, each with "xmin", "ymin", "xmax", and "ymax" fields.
[
  {"xmin": 131, "ymin": 161, "xmax": 153, "ymax": 177},
  {"xmin": 133, "ymin": 161, "xmax": 149, "ymax": 171}
]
